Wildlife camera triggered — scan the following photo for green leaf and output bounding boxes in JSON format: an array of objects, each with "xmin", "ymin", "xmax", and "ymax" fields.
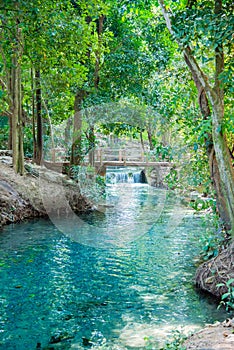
[
  {"xmin": 217, "ymin": 283, "xmax": 225, "ymax": 287},
  {"xmin": 227, "ymin": 278, "xmax": 234, "ymax": 286},
  {"xmin": 221, "ymin": 292, "xmax": 230, "ymax": 300}
]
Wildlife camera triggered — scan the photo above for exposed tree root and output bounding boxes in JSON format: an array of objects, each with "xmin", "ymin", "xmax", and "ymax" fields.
[{"xmin": 195, "ymin": 242, "xmax": 234, "ymax": 297}]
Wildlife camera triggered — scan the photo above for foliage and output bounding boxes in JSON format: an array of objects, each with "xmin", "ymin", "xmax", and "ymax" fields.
[
  {"xmin": 160, "ymin": 331, "xmax": 186, "ymax": 350},
  {"xmin": 23, "ymin": 125, "xmax": 34, "ymax": 158},
  {"xmin": 217, "ymin": 278, "xmax": 234, "ymax": 311},
  {"xmin": 151, "ymin": 143, "xmax": 174, "ymax": 161},
  {"xmin": 97, "ymin": 122, "xmax": 142, "ymax": 139},
  {"xmin": 190, "ymin": 197, "xmax": 216, "ymax": 212},
  {"xmin": 144, "ymin": 330, "xmax": 186, "ymax": 350},
  {"xmin": 0, "ymin": 124, "xmax": 9, "ymax": 149},
  {"xmin": 165, "ymin": 167, "xmax": 178, "ymax": 190},
  {"xmin": 69, "ymin": 165, "xmax": 106, "ymax": 204},
  {"xmin": 199, "ymin": 213, "xmax": 228, "ymax": 262},
  {"xmin": 72, "ymin": 131, "xmax": 97, "ymax": 163}
]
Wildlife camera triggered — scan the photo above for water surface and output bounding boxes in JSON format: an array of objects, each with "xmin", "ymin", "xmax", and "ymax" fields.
[{"xmin": 0, "ymin": 183, "xmax": 227, "ymax": 349}]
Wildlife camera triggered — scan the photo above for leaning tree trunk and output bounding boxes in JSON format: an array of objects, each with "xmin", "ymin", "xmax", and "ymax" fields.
[
  {"xmin": 159, "ymin": 0, "xmax": 234, "ymax": 233},
  {"xmin": 11, "ymin": 22, "xmax": 24, "ymax": 175},
  {"xmin": 182, "ymin": 47, "xmax": 234, "ymax": 233},
  {"xmin": 184, "ymin": 53, "xmax": 231, "ymax": 230},
  {"xmin": 211, "ymin": 100, "xmax": 234, "ymax": 232}
]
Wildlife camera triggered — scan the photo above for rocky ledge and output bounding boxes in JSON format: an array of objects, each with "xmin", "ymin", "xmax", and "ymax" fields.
[
  {"xmin": 184, "ymin": 318, "xmax": 234, "ymax": 349},
  {"xmin": 0, "ymin": 159, "xmax": 92, "ymax": 227}
]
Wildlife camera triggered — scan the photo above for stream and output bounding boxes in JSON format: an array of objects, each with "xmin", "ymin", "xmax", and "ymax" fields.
[{"xmin": 0, "ymin": 169, "xmax": 227, "ymax": 349}]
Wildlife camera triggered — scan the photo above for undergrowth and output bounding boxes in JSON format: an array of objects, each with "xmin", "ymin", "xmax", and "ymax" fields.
[
  {"xmin": 145, "ymin": 330, "xmax": 187, "ymax": 350},
  {"xmin": 217, "ymin": 278, "xmax": 234, "ymax": 311},
  {"xmin": 70, "ymin": 165, "xmax": 106, "ymax": 204},
  {"xmin": 198, "ymin": 212, "xmax": 230, "ymax": 263}
]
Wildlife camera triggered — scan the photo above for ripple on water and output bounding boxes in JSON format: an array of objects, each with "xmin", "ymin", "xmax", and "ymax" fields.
[{"xmin": 0, "ymin": 184, "xmax": 228, "ymax": 349}]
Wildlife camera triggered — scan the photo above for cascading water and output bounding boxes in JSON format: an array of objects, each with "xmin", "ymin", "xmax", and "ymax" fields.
[{"xmin": 106, "ymin": 167, "xmax": 147, "ymax": 184}]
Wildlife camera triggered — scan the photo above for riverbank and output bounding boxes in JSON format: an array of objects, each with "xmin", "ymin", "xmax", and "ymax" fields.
[
  {"xmin": 184, "ymin": 318, "xmax": 234, "ymax": 349},
  {"xmin": 0, "ymin": 158, "xmax": 92, "ymax": 227}
]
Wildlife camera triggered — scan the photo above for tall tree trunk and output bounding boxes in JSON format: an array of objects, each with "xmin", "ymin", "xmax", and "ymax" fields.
[
  {"xmin": 140, "ymin": 131, "xmax": 145, "ymax": 152},
  {"xmin": 87, "ymin": 15, "xmax": 105, "ymax": 166},
  {"xmin": 147, "ymin": 129, "xmax": 154, "ymax": 150},
  {"xmin": 8, "ymin": 116, "xmax": 12, "ymax": 150},
  {"xmin": 35, "ymin": 69, "xmax": 43, "ymax": 165},
  {"xmin": 70, "ymin": 90, "xmax": 86, "ymax": 165},
  {"xmin": 86, "ymin": 126, "xmax": 95, "ymax": 167},
  {"xmin": 65, "ymin": 118, "xmax": 72, "ymax": 145},
  {"xmin": 42, "ymin": 98, "xmax": 55, "ymax": 161},
  {"xmin": 11, "ymin": 21, "xmax": 24, "ymax": 175},
  {"xmin": 31, "ymin": 68, "xmax": 37, "ymax": 161}
]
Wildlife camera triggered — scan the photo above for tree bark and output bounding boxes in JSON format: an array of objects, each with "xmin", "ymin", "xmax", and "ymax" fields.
[
  {"xmin": 70, "ymin": 90, "xmax": 86, "ymax": 165},
  {"xmin": 11, "ymin": 21, "xmax": 24, "ymax": 175},
  {"xmin": 86, "ymin": 126, "xmax": 95, "ymax": 167},
  {"xmin": 159, "ymin": 0, "xmax": 234, "ymax": 232},
  {"xmin": 147, "ymin": 129, "xmax": 154, "ymax": 150},
  {"xmin": 86, "ymin": 15, "xmax": 105, "ymax": 166},
  {"xmin": 35, "ymin": 69, "xmax": 43, "ymax": 165},
  {"xmin": 31, "ymin": 68, "xmax": 37, "ymax": 161},
  {"xmin": 183, "ymin": 53, "xmax": 230, "ymax": 229},
  {"xmin": 140, "ymin": 130, "xmax": 145, "ymax": 152},
  {"xmin": 42, "ymin": 97, "xmax": 55, "ymax": 161},
  {"xmin": 8, "ymin": 116, "xmax": 12, "ymax": 150}
]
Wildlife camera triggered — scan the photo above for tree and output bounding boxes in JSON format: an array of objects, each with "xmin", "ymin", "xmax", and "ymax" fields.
[
  {"xmin": 158, "ymin": 0, "xmax": 234, "ymax": 233},
  {"xmin": 1, "ymin": 0, "xmax": 93, "ymax": 168},
  {"xmin": 0, "ymin": 3, "xmax": 24, "ymax": 174}
]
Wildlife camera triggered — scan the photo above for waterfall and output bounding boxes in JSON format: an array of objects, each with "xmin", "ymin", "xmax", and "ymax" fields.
[{"xmin": 106, "ymin": 168, "xmax": 147, "ymax": 184}]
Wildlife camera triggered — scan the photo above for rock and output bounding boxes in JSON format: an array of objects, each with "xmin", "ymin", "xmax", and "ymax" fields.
[
  {"xmin": 184, "ymin": 318, "xmax": 234, "ymax": 349},
  {"xmin": 0, "ymin": 161, "xmax": 92, "ymax": 227},
  {"xmin": 0, "ymin": 150, "xmax": 12, "ymax": 156}
]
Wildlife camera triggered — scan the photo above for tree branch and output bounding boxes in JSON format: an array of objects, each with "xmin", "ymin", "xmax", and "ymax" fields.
[
  {"xmin": 158, "ymin": 0, "xmax": 216, "ymax": 102},
  {"xmin": 1, "ymin": 110, "xmax": 13, "ymax": 118},
  {"xmin": 214, "ymin": 0, "xmax": 224, "ymax": 99},
  {"xmin": 0, "ymin": 77, "xmax": 7, "ymax": 90}
]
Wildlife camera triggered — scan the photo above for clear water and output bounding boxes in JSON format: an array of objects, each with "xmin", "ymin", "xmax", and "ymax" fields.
[{"xmin": 0, "ymin": 183, "xmax": 227, "ymax": 350}]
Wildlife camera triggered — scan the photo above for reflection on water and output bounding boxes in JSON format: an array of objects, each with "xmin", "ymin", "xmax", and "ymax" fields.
[{"xmin": 0, "ymin": 184, "xmax": 228, "ymax": 349}]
